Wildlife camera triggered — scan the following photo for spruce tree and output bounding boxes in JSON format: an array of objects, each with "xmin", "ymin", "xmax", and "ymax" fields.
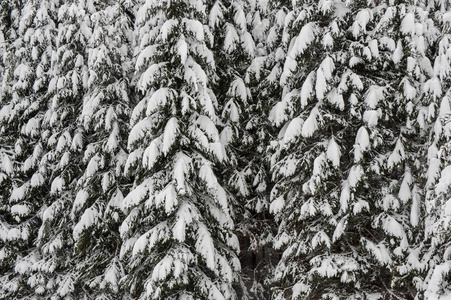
[
  {"xmin": 209, "ymin": 0, "xmax": 276, "ymax": 298},
  {"xmin": 0, "ymin": 0, "xmax": 58, "ymax": 297},
  {"xmin": 270, "ymin": 1, "xmax": 440, "ymax": 298},
  {"xmin": 420, "ymin": 1, "xmax": 451, "ymax": 298},
  {"xmin": 120, "ymin": 0, "xmax": 241, "ymax": 298},
  {"xmin": 0, "ymin": 1, "xmax": 27, "ymax": 297},
  {"xmin": 69, "ymin": 0, "xmax": 133, "ymax": 298},
  {"xmin": 31, "ymin": 0, "xmax": 91, "ymax": 296}
]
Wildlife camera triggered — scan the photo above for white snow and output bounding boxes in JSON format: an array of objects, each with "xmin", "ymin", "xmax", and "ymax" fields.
[
  {"xmin": 274, "ymin": 156, "xmax": 298, "ymax": 177},
  {"xmin": 316, "ymin": 67, "xmax": 327, "ymax": 100},
  {"xmin": 436, "ymin": 166, "xmax": 451, "ymax": 194},
  {"xmin": 300, "ymin": 199, "xmax": 317, "ymax": 218},
  {"xmin": 146, "ymin": 87, "xmax": 172, "ymax": 115},
  {"xmin": 401, "ymin": 13, "xmax": 415, "ymax": 36},
  {"xmin": 223, "ymin": 100, "xmax": 239, "ymax": 122},
  {"xmin": 333, "ymin": 216, "xmax": 347, "ymax": 242},
  {"xmin": 269, "ymin": 89, "xmax": 296, "ymax": 126},
  {"xmin": 326, "ymin": 137, "xmax": 341, "ymax": 167},
  {"xmin": 224, "ymin": 23, "xmax": 239, "ymax": 53},
  {"xmin": 348, "ymin": 165, "xmax": 364, "ymax": 188},
  {"xmin": 425, "ymin": 262, "xmax": 451, "ymax": 300},
  {"xmin": 292, "ymin": 282, "xmax": 310, "ymax": 299},
  {"xmin": 162, "ymin": 117, "xmax": 179, "ymax": 154},
  {"xmin": 322, "ymin": 32, "xmax": 333, "ymax": 48},
  {"xmin": 363, "ymin": 239, "xmax": 391, "ymax": 265},
  {"xmin": 142, "ymin": 138, "xmax": 161, "ymax": 170},
  {"xmin": 128, "ymin": 117, "xmax": 152, "ymax": 148},
  {"xmin": 354, "ymin": 126, "xmax": 370, "ymax": 162},
  {"xmin": 151, "ymin": 254, "xmax": 177, "ymax": 283},
  {"xmin": 73, "ymin": 206, "xmax": 99, "ymax": 240},
  {"xmin": 86, "ymin": 155, "xmax": 101, "ymax": 178},
  {"xmin": 387, "ymin": 139, "xmax": 405, "ymax": 169},
  {"xmin": 352, "ymin": 9, "xmax": 371, "ymax": 38},
  {"xmin": 270, "ymin": 196, "xmax": 285, "ymax": 215},
  {"xmin": 14, "ymin": 257, "xmax": 33, "ymax": 275},
  {"xmin": 10, "ymin": 184, "xmax": 28, "ymax": 202},
  {"xmin": 136, "ymin": 44, "xmax": 157, "ymax": 71},
  {"xmin": 398, "ymin": 171, "xmax": 412, "ymax": 203},
  {"xmin": 73, "ymin": 189, "xmax": 89, "ymax": 214},
  {"xmin": 24, "ymin": 117, "xmax": 40, "ymax": 137},
  {"xmin": 365, "ymin": 86, "xmax": 384, "ymax": 109},
  {"xmin": 1, "ymin": 154, "xmax": 13, "ymax": 175},
  {"xmin": 320, "ymin": 56, "xmax": 335, "ymax": 80},
  {"xmin": 102, "ymin": 259, "xmax": 123, "ymax": 293},
  {"xmin": 382, "ymin": 215, "xmax": 405, "ymax": 239},
  {"xmin": 42, "ymin": 201, "xmax": 61, "ymax": 223},
  {"xmin": 11, "ymin": 204, "xmax": 30, "ymax": 217},
  {"xmin": 410, "ymin": 187, "xmax": 420, "ymax": 227},
  {"xmin": 310, "ymin": 256, "xmax": 338, "ymax": 278},
  {"xmin": 140, "ymin": 62, "xmax": 168, "ymax": 91},
  {"xmin": 282, "ymin": 117, "xmax": 304, "ymax": 145},
  {"xmin": 340, "ymin": 181, "xmax": 350, "ymax": 212},
  {"xmin": 229, "ymin": 77, "xmax": 247, "ymax": 102},
  {"xmin": 311, "ymin": 231, "xmax": 331, "ymax": 249},
  {"xmin": 302, "ymin": 106, "xmax": 319, "ymax": 138},
  {"xmin": 184, "ymin": 18, "xmax": 204, "ymax": 41},
  {"xmin": 392, "ymin": 40, "xmax": 404, "ymax": 64},
  {"xmin": 106, "ymin": 122, "xmax": 120, "ymax": 151},
  {"xmin": 382, "ymin": 194, "xmax": 400, "ymax": 211},
  {"xmin": 402, "ymin": 79, "xmax": 417, "ymax": 100},
  {"xmin": 423, "ymin": 77, "xmax": 443, "ymax": 100},
  {"xmin": 288, "ymin": 22, "xmax": 316, "ymax": 58},
  {"xmin": 300, "ymin": 72, "xmax": 315, "ymax": 108},
  {"xmin": 312, "ymin": 153, "xmax": 326, "ymax": 177},
  {"xmin": 173, "ymin": 152, "xmax": 192, "ymax": 194},
  {"xmin": 196, "ymin": 223, "xmax": 216, "ymax": 270},
  {"xmin": 160, "ymin": 19, "xmax": 178, "ymax": 42},
  {"xmin": 242, "ymin": 32, "xmax": 255, "ymax": 56},
  {"xmin": 368, "ymin": 39, "xmax": 379, "ymax": 58},
  {"xmin": 176, "ymin": 38, "xmax": 188, "ymax": 64},
  {"xmin": 363, "ymin": 110, "xmax": 380, "ymax": 127},
  {"xmin": 353, "ymin": 200, "xmax": 369, "ymax": 214},
  {"xmin": 155, "ymin": 184, "xmax": 178, "ymax": 214},
  {"xmin": 104, "ymin": 106, "xmax": 116, "ymax": 131},
  {"xmin": 59, "ymin": 152, "xmax": 70, "ymax": 168},
  {"xmin": 56, "ymin": 131, "xmax": 71, "ymax": 153},
  {"xmin": 184, "ymin": 57, "xmax": 208, "ymax": 92},
  {"xmin": 232, "ymin": 2, "xmax": 246, "ymax": 29},
  {"xmin": 327, "ymin": 89, "xmax": 344, "ymax": 110},
  {"xmin": 209, "ymin": 1, "xmax": 224, "ymax": 27},
  {"xmin": 50, "ymin": 177, "xmax": 65, "ymax": 195},
  {"xmin": 122, "ymin": 179, "xmax": 152, "ymax": 211},
  {"xmin": 172, "ymin": 203, "xmax": 195, "ymax": 242},
  {"xmin": 71, "ymin": 132, "xmax": 83, "ymax": 151},
  {"xmin": 30, "ymin": 173, "xmax": 44, "ymax": 187},
  {"xmin": 133, "ymin": 222, "xmax": 169, "ymax": 256},
  {"xmin": 199, "ymin": 162, "xmax": 219, "ymax": 191},
  {"xmin": 58, "ymin": 276, "xmax": 74, "ymax": 297}
]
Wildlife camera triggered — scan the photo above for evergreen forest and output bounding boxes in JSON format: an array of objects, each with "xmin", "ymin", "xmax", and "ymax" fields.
[{"xmin": 0, "ymin": 0, "xmax": 451, "ymax": 299}]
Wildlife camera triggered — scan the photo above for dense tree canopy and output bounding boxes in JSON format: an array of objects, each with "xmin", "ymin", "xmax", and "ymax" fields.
[{"xmin": 0, "ymin": 0, "xmax": 450, "ymax": 299}]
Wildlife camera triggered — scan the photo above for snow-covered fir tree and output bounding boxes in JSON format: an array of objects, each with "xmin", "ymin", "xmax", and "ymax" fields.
[
  {"xmin": 209, "ymin": 0, "xmax": 276, "ymax": 298},
  {"xmin": 119, "ymin": 0, "xmax": 241, "ymax": 298},
  {"xmin": 420, "ymin": 1, "xmax": 451, "ymax": 298},
  {"xmin": 69, "ymin": 0, "xmax": 133, "ymax": 298},
  {"xmin": 31, "ymin": 0, "xmax": 92, "ymax": 296},
  {"xmin": 0, "ymin": 0, "xmax": 58, "ymax": 298},
  {"xmin": 0, "ymin": 1, "xmax": 29, "ymax": 297},
  {"xmin": 269, "ymin": 1, "xmax": 442, "ymax": 298}
]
